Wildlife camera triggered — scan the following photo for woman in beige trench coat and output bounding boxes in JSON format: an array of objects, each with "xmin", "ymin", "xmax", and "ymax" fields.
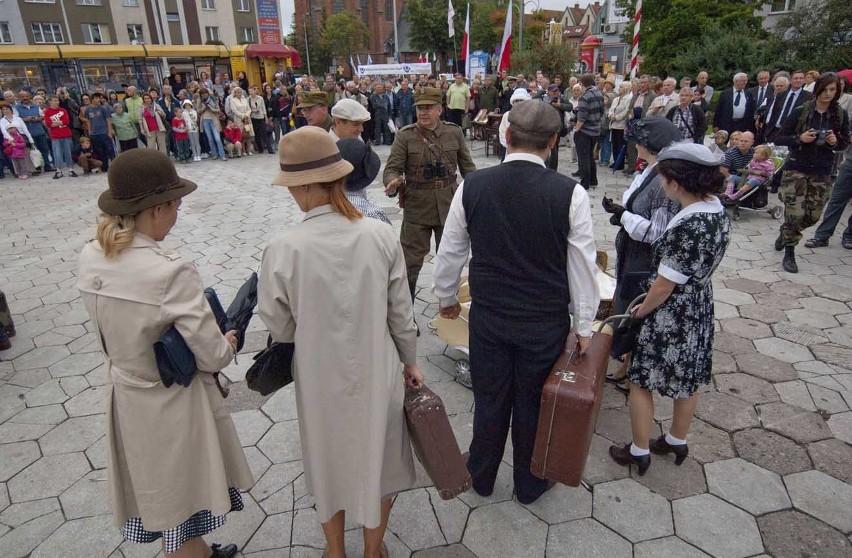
[
  {"xmin": 77, "ymin": 149, "xmax": 254, "ymax": 558},
  {"xmin": 258, "ymin": 127, "xmax": 425, "ymax": 558}
]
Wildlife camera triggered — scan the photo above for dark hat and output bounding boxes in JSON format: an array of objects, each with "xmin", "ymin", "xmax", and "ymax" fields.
[
  {"xmin": 625, "ymin": 117, "xmax": 682, "ymax": 154},
  {"xmin": 296, "ymin": 90, "xmax": 328, "ymax": 109},
  {"xmin": 508, "ymin": 99, "xmax": 561, "ymax": 136},
  {"xmin": 414, "ymin": 87, "xmax": 442, "ymax": 106},
  {"xmin": 337, "ymin": 138, "xmax": 380, "ymax": 192},
  {"xmin": 547, "ymin": 84, "xmax": 560, "ymax": 92},
  {"xmin": 658, "ymin": 142, "xmax": 719, "ymax": 166},
  {"xmin": 98, "ymin": 150, "xmax": 197, "ymax": 215}
]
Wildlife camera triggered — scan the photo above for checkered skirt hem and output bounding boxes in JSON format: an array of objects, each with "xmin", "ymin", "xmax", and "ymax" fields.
[{"xmin": 120, "ymin": 488, "xmax": 243, "ymax": 553}]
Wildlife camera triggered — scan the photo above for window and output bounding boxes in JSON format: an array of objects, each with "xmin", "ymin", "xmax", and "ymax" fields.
[
  {"xmin": 31, "ymin": 22, "xmax": 64, "ymax": 43},
  {"xmin": 25, "ymin": 0, "xmax": 55, "ymax": 3},
  {"xmin": 202, "ymin": 0, "xmax": 215, "ymax": 9},
  {"xmin": 240, "ymin": 27, "xmax": 255, "ymax": 42},
  {"xmin": 166, "ymin": 12, "xmax": 180, "ymax": 21},
  {"xmin": 360, "ymin": 0, "xmax": 368, "ymax": 24},
  {"xmin": 82, "ymin": 23, "xmax": 110, "ymax": 44},
  {"xmin": 123, "ymin": 0, "xmax": 139, "ymax": 6},
  {"xmin": 205, "ymin": 26, "xmax": 220, "ymax": 42},
  {"xmin": 76, "ymin": 0, "xmax": 103, "ymax": 5},
  {"xmin": 384, "ymin": 0, "xmax": 393, "ymax": 21},
  {"xmin": 236, "ymin": 0, "xmax": 250, "ymax": 12},
  {"xmin": 127, "ymin": 23, "xmax": 143, "ymax": 42},
  {"xmin": 769, "ymin": 0, "xmax": 796, "ymax": 12},
  {"xmin": 332, "ymin": 0, "xmax": 344, "ymax": 13},
  {"xmin": 0, "ymin": 22, "xmax": 11, "ymax": 44}
]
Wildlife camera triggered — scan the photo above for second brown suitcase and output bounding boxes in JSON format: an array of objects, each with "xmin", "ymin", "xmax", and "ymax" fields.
[
  {"xmin": 530, "ymin": 324, "xmax": 613, "ymax": 486},
  {"xmin": 404, "ymin": 385, "xmax": 472, "ymax": 500}
]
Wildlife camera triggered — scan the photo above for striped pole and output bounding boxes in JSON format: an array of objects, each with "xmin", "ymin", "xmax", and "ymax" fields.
[{"xmin": 630, "ymin": 0, "xmax": 641, "ymax": 79}]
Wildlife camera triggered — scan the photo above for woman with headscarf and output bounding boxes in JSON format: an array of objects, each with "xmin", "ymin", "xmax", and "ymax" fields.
[
  {"xmin": 77, "ymin": 149, "xmax": 253, "ymax": 558},
  {"xmin": 601, "ymin": 117, "xmax": 683, "ymax": 393},
  {"xmin": 337, "ymin": 138, "xmax": 390, "ymax": 224},
  {"xmin": 258, "ymin": 127, "xmax": 423, "ymax": 558}
]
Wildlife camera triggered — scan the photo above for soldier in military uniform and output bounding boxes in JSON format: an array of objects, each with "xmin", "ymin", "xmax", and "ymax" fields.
[
  {"xmin": 296, "ymin": 91, "xmax": 334, "ymax": 131},
  {"xmin": 383, "ymin": 87, "xmax": 477, "ymax": 303}
]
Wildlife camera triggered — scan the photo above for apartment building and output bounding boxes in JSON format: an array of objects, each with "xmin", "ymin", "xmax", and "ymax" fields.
[{"xmin": 0, "ymin": 0, "xmax": 261, "ymax": 45}]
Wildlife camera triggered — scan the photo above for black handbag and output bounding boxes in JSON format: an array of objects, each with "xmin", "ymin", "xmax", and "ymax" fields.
[
  {"xmin": 225, "ymin": 273, "xmax": 258, "ymax": 352},
  {"xmin": 610, "ymin": 294, "xmax": 646, "ymax": 359},
  {"xmin": 154, "ymin": 288, "xmax": 226, "ymax": 389},
  {"xmin": 246, "ymin": 337, "xmax": 295, "ymax": 396}
]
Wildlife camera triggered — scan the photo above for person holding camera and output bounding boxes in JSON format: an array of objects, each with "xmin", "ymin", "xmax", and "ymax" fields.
[
  {"xmin": 774, "ymin": 72, "xmax": 849, "ymax": 273},
  {"xmin": 383, "ymin": 87, "xmax": 476, "ymax": 311}
]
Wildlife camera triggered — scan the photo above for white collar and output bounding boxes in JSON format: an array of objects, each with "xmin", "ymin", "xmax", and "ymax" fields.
[
  {"xmin": 503, "ymin": 152, "xmax": 546, "ymax": 167},
  {"xmin": 666, "ymin": 197, "xmax": 723, "ymax": 231}
]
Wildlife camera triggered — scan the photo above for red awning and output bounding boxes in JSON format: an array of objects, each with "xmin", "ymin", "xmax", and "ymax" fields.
[{"xmin": 245, "ymin": 44, "xmax": 302, "ymax": 67}]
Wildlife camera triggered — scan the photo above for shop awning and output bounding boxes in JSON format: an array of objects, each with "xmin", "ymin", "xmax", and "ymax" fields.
[{"xmin": 245, "ymin": 44, "xmax": 301, "ymax": 67}]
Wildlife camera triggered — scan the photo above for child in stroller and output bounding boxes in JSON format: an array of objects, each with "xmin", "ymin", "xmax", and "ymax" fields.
[{"xmin": 722, "ymin": 144, "xmax": 776, "ymax": 203}]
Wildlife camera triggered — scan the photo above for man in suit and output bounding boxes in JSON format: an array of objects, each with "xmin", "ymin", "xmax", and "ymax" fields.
[
  {"xmin": 713, "ymin": 72, "xmax": 757, "ymax": 134},
  {"xmin": 749, "ymin": 71, "xmax": 774, "ymax": 119},
  {"xmin": 646, "ymin": 78, "xmax": 679, "ymax": 117},
  {"xmin": 756, "ymin": 76, "xmax": 790, "ymax": 143}
]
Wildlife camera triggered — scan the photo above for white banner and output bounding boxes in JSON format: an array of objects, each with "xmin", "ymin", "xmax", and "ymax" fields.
[{"xmin": 356, "ymin": 63, "xmax": 432, "ymax": 76}]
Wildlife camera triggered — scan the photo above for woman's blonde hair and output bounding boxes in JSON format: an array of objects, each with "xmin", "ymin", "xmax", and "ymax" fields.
[
  {"xmin": 96, "ymin": 213, "xmax": 137, "ymax": 259},
  {"xmin": 319, "ymin": 177, "xmax": 362, "ymax": 220},
  {"xmin": 754, "ymin": 144, "xmax": 772, "ymax": 159}
]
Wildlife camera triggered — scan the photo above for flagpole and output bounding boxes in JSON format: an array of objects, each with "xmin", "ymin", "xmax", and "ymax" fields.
[
  {"xmin": 630, "ymin": 0, "xmax": 641, "ymax": 79},
  {"xmin": 392, "ymin": 0, "xmax": 400, "ymax": 62},
  {"xmin": 453, "ymin": 35, "xmax": 458, "ymax": 74}
]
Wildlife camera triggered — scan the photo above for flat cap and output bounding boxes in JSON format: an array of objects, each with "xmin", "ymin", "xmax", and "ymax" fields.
[
  {"xmin": 414, "ymin": 87, "xmax": 442, "ymax": 106},
  {"xmin": 296, "ymin": 90, "xmax": 329, "ymax": 109},
  {"xmin": 508, "ymin": 99, "xmax": 561, "ymax": 136},
  {"xmin": 547, "ymin": 84, "xmax": 560, "ymax": 92},
  {"xmin": 331, "ymin": 98, "xmax": 371, "ymax": 121},
  {"xmin": 658, "ymin": 142, "xmax": 720, "ymax": 166}
]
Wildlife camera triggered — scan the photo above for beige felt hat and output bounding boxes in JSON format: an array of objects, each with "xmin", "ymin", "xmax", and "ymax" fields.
[{"xmin": 272, "ymin": 127, "xmax": 353, "ymax": 187}]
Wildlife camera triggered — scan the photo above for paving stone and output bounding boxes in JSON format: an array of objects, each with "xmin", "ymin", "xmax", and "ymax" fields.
[
  {"xmin": 62, "ymin": 385, "xmax": 108, "ymax": 417},
  {"xmin": 426, "ymin": 487, "xmax": 471, "ymax": 545},
  {"xmin": 758, "ymin": 509, "xmax": 852, "ymax": 558},
  {"xmin": 85, "ymin": 436, "xmax": 107, "ymax": 470},
  {"xmin": 457, "ymin": 462, "xmax": 514, "ymax": 508},
  {"xmin": 680, "ymin": 419, "xmax": 735, "ymax": 464},
  {"xmin": 5, "ymin": 368, "xmax": 52, "ymax": 389},
  {"xmin": 712, "ymin": 331, "xmax": 755, "ymax": 355},
  {"xmin": 231, "ymin": 409, "xmax": 273, "ymax": 447},
  {"xmin": 242, "ymin": 445, "xmax": 272, "ymax": 483},
  {"xmin": 545, "ymin": 518, "xmax": 632, "ymax": 558},
  {"xmin": 0, "ymin": 509, "xmax": 64, "ymax": 558},
  {"xmin": 592, "ymin": 478, "xmax": 672, "ymax": 543},
  {"xmin": 242, "ymin": 512, "xmax": 293, "ymax": 554},
  {"xmin": 695, "ymin": 392, "xmax": 758, "ymax": 432},
  {"xmin": 388, "ymin": 489, "xmax": 447, "ymax": 551},
  {"xmin": 784, "ymin": 470, "xmax": 852, "ymax": 534},
  {"xmin": 723, "ymin": 277, "xmax": 769, "ymax": 294},
  {"xmin": 715, "ymin": 373, "xmax": 779, "ymax": 404},
  {"xmin": 785, "ymin": 308, "xmax": 840, "ymax": 329},
  {"xmin": 521, "ymin": 481, "xmax": 592, "ymax": 525},
  {"xmin": 205, "ymin": 491, "xmax": 265, "ymax": 550},
  {"xmin": 719, "ymin": 318, "xmax": 773, "ymax": 340},
  {"xmin": 59, "ymin": 470, "xmax": 110, "ymax": 520},
  {"xmin": 811, "ymin": 344, "xmax": 852, "ymax": 368},
  {"xmin": 673, "ymin": 494, "xmax": 764, "ymax": 558},
  {"xmin": 0, "ymin": 441, "xmax": 41, "ymax": 482},
  {"xmin": 7, "ymin": 452, "xmax": 91, "ymax": 503},
  {"xmin": 0, "ymin": 421, "xmax": 55, "ymax": 444},
  {"xmin": 711, "ymin": 352, "xmax": 737, "ymax": 374},
  {"xmin": 21, "ymin": 379, "xmax": 68, "ymax": 407},
  {"xmin": 826, "ymin": 411, "xmax": 852, "ymax": 444},
  {"xmin": 12, "ymin": 346, "xmax": 71, "ymax": 371},
  {"xmin": 738, "ymin": 303, "xmax": 788, "ymax": 324},
  {"xmin": 0, "ymin": 483, "xmax": 8, "ymax": 515},
  {"xmin": 0, "ymin": 498, "xmax": 61, "ymax": 527},
  {"xmin": 633, "ymin": 454, "xmax": 707, "ymax": 500},
  {"xmin": 705, "ymin": 458, "xmax": 791, "ymax": 515},
  {"xmin": 289, "ymin": 507, "xmax": 325, "ymax": 549},
  {"xmin": 250, "ymin": 460, "xmax": 302, "ymax": 514},
  {"xmin": 411, "ymin": 544, "xmax": 476, "ymax": 558},
  {"xmin": 58, "ymin": 375, "xmax": 89, "ymax": 398},
  {"xmin": 810, "ymin": 384, "xmax": 849, "ymax": 414},
  {"xmin": 257, "ymin": 421, "xmax": 302, "ymax": 463},
  {"xmin": 713, "ymin": 301, "xmax": 739, "ymax": 320},
  {"xmin": 634, "ymin": 536, "xmax": 712, "ymax": 558},
  {"xmin": 47, "ymin": 351, "xmax": 103, "ymax": 379},
  {"xmin": 774, "ymin": 380, "xmax": 817, "ymax": 410},
  {"xmin": 754, "ymin": 337, "xmax": 813, "ymax": 364},
  {"xmin": 38, "ymin": 415, "xmax": 105, "ymax": 456},
  {"xmin": 462, "ymin": 501, "xmax": 547, "ymax": 558},
  {"xmin": 808, "ymin": 438, "xmax": 852, "ymax": 484},
  {"xmin": 757, "ymin": 402, "xmax": 833, "ymax": 443},
  {"xmin": 770, "ymin": 281, "xmax": 814, "ymax": 298},
  {"xmin": 260, "ymin": 384, "xmax": 298, "ymax": 423},
  {"xmin": 733, "ymin": 352, "xmax": 798, "ymax": 382},
  {"xmin": 593, "ymin": 408, "xmax": 638, "ymax": 444},
  {"xmin": 714, "ymin": 288, "xmax": 755, "ymax": 306},
  {"xmin": 30, "ymin": 513, "xmax": 123, "ymax": 558},
  {"xmin": 732, "ymin": 428, "xmax": 811, "ymax": 476},
  {"xmin": 771, "ymin": 322, "xmax": 830, "ymax": 347}
]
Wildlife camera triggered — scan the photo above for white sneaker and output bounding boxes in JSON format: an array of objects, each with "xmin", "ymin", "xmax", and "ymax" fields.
[
  {"xmin": 194, "ymin": 156, "xmax": 201, "ymax": 162},
  {"xmin": 201, "ymin": 153, "xmax": 209, "ymax": 159}
]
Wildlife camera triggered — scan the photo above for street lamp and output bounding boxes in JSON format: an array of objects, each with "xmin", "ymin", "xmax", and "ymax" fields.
[{"xmin": 302, "ymin": 13, "xmax": 312, "ymax": 76}]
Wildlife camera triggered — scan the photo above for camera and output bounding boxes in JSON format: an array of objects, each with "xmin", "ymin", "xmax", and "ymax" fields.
[
  {"xmin": 423, "ymin": 161, "xmax": 448, "ymax": 180},
  {"xmin": 814, "ymin": 129, "xmax": 829, "ymax": 146}
]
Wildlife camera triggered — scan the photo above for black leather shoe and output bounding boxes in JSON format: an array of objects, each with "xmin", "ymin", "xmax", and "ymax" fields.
[
  {"xmin": 516, "ymin": 480, "xmax": 556, "ymax": 505},
  {"xmin": 609, "ymin": 443, "xmax": 651, "ymax": 476},
  {"xmin": 211, "ymin": 543, "xmax": 238, "ymax": 558},
  {"xmin": 782, "ymin": 246, "xmax": 798, "ymax": 273},
  {"xmin": 774, "ymin": 233, "xmax": 784, "ymax": 251},
  {"xmin": 804, "ymin": 237, "xmax": 828, "ymax": 248},
  {"xmin": 649, "ymin": 435, "xmax": 689, "ymax": 465},
  {"xmin": 843, "ymin": 238, "xmax": 852, "ymax": 249}
]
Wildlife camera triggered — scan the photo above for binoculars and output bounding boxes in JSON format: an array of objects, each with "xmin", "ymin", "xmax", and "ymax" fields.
[{"xmin": 423, "ymin": 161, "xmax": 448, "ymax": 180}]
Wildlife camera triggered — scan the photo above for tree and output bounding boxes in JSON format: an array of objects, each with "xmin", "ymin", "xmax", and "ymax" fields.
[
  {"xmin": 319, "ymin": 12, "xmax": 370, "ymax": 70},
  {"xmin": 512, "ymin": 42, "xmax": 577, "ymax": 79},
  {"xmin": 405, "ymin": 0, "xmax": 457, "ymax": 64},
  {"xmin": 772, "ymin": 0, "xmax": 852, "ymax": 71},
  {"xmin": 292, "ymin": 10, "xmax": 333, "ymax": 74}
]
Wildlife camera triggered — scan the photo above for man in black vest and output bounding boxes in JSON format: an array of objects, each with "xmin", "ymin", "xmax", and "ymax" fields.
[{"xmin": 432, "ymin": 100, "xmax": 600, "ymax": 505}]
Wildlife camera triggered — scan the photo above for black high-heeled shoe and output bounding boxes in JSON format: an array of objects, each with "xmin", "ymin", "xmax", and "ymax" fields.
[
  {"xmin": 649, "ymin": 435, "xmax": 689, "ymax": 465},
  {"xmin": 211, "ymin": 543, "xmax": 238, "ymax": 558},
  {"xmin": 608, "ymin": 443, "xmax": 651, "ymax": 476}
]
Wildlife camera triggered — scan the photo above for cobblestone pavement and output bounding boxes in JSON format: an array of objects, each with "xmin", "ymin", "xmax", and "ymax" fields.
[{"xmin": 1, "ymin": 140, "xmax": 852, "ymax": 558}]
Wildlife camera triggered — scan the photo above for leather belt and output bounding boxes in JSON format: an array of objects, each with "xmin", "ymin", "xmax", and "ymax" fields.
[{"xmin": 408, "ymin": 179, "xmax": 453, "ymax": 190}]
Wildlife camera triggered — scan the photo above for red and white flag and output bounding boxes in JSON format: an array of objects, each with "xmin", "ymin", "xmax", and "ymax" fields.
[
  {"xmin": 498, "ymin": 0, "xmax": 512, "ymax": 72},
  {"xmin": 460, "ymin": 3, "xmax": 471, "ymax": 77}
]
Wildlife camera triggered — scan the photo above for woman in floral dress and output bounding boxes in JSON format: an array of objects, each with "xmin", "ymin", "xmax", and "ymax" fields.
[{"xmin": 609, "ymin": 142, "xmax": 731, "ymax": 476}]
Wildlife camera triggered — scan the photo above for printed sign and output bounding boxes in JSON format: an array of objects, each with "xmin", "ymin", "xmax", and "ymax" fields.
[
  {"xmin": 356, "ymin": 63, "xmax": 433, "ymax": 76},
  {"xmin": 256, "ymin": 0, "xmax": 281, "ymax": 44}
]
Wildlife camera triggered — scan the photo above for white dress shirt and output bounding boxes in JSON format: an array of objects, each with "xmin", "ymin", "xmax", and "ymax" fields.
[
  {"xmin": 619, "ymin": 163, "xmax": 670, "ymax": 244},
  {"xmin": 731, "ymin": 89, "xmax": 746, "ymax": 120},
  {"xmin": 432, "ymin": 152, "xmax": 600, "ymax": 337}
]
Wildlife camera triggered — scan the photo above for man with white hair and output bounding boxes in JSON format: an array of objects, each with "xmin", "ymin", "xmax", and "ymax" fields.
[
  {"xmin": 756, "ymin": 75, "xmax": 790, "ymax": 143},
  {"xmin": 713, "ymin": 72, "xmax": 756, "ymax": 134},
  {"xmin": 646, "ymin": 77, "xmax": 678, "ymax": 116},
  {"xmin": 696, "ymin": 71, "xmax": 714, "ymax": 102},
  {"xmin": 328, "ymin": 98, "xmax": 371, "ymax": 142}
]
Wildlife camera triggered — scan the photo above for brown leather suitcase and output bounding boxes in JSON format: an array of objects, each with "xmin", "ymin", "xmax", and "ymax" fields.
[
  {"xmin": 531, "ymin": 325, "xmax": 613, "ymax": 486},
  {"xmin": 404, "ymin": 385, "xmax": 472, "ymax": 500}
]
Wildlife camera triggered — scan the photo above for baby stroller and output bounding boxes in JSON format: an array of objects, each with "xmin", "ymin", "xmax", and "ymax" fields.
[
  {"xmin": 430, "ymin": 252, "xmax": 616, "ymax": 388},
  {"xmin": 724, "ymin": 163, "xmax": 785, "ymax": 222}
]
